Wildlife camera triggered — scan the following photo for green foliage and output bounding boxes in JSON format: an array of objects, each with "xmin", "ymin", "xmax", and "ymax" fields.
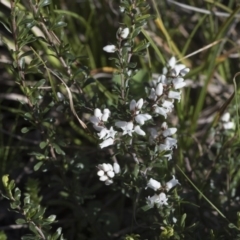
[{"xmin": 0, "ymin": 0, "xmax": 240, "ymax": 239}]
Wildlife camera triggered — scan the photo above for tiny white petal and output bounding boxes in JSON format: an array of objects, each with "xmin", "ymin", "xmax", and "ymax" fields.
[
  {"xmin": 161, "ymin": 100, "xmax": 174, "ymax": 111},
  {"xmin": 99, "ymin": 138, "xmax": 114, "ymax": 149},
  {"xmin": 57, "ymin": 92, "xmax": 64, "ymax": 101},
  {"xmin": 146, "ymin": 178, "xmax": 161, "ymax": 191},
  {"xmin": 168, "ymin": 90, "xmax": 181, "ymax": 101},
  {"xmin": 93, "ymin": 124, "xmax": 104, "ymax": 132},
  {"xmin": 165, "ymin": 137, "xmax": 178, "ymax": 149},
  {"xmin": 94, "ymin": 108, "xmax": 102, "ymax": 118},
  {"xmin": 103, "ymin": 45, "xmax": 117, "ymax": 53},
  {"xmin": 136, "ymin": 98, "xmax": 143, "ymax": 110},
  {"xmin": 166, "ymin": 175, "xmax": 180, "ymax": 191},
  {"xmin": 163, "ymin": 128, "xmax": 177, "ymax": 137},
  {"xmin": 89, "ymin": 116, "xmax": 100, "ymax": 125},
  {"xmin": 130, "ymin": 99, "xmax": 136, "ymax": 111},
  {"xmin": 105, "ymin": 179, "xmax": 113, "ymax": 185},
  {"xmin": 102, "ymin": 109, "xmax": 110, "ymax": 121},
  {"xmin": 102, "ymin": 163, "xmax": 110, "ymax": 172},
  {"xmin": 168, "ymin": 56, "xmax": 177, "ymax": 68},
  {"xmin": 221, "ymin": 112, "xmax": 230, "ymax": 122},
  {"xmin": 98, "ymin": 128, "xmax": 109, "ymax": 139},
  {"xmin": 107, "ymin": 163, "xmax": 113, "ymax": 172},
  {"xmin": 134, "ymin": 125, "xmax": 146, "ymax": 136},
  {"xmin": 148, "ymin": 88, "xmax": 157, "ymax": 100},
  {"xmin": 158, "ymin": 192, "xmax": 168, "ymax": 206},
  {"xmin": 97, "ymin": 170, "xmax": 104, "ymax": 177},
  {"xmin": 223, "ymin": 122, "xmax": 235, "ymax": 130},
  {"xmin": 99, "ymin": 175, "xmax": 108, "ymax": 181},
  {"xmin": 113, "ymin": 162, "xmax": 121, "ymax": 174},
  {"xmin": 161, "ymin": 122, "xmax": 168, "ymax": 130},
  {"xmin": 120, "ymin": 27, "xmax": 130, "ymax": 39},
  {"xmin": 135, "ymin": 114, "xmax": 152, "ymax": 125},
  {"xmin": 107, "ymin": 170, "xmax": 115, "ymax": 178},
  {"xmin": 156, "ymin": 83, "xmax": 163, "ymax": 96},
  {"xmin": 179, "ymin": 67, "xmax": 190, "ymax": 76},
  {"xmin": 154, "ymin": 106, "xmax": 168, "ymax": 119}
]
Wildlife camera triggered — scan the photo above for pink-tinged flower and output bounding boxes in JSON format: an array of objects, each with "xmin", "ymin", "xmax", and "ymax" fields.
[
  {"xmin": 120, "ymin": 27, "xmax": 130, "ymax": 39},
  {"xmin": 162, "ymin": 128, "xmax": 177, "ymax": 137},
  {"xmin": 166, "ymin": 175, "xmax": 180, "ymax": 191},
  {"xmin": 135, "ymin": 114, "xmax": 152, "ymax": 125},
  {"xmin": 146, "ymin": 178, "xmax": 161, "ymax": 191},
  {"xmin": 103, "ymin": 45, "xmax": 117, "ymax": 53}
]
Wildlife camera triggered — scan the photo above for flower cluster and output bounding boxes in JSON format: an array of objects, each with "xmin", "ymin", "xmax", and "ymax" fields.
[
  {"xmin": 146, "ymin": 176, "xmax": 180, "ymax": 208},
  {"xmin": 97, "ymin": 163, "xmax": 121, "ymax": 185},
  {"xmin": 221, "ymin": 112, "xmax": 235, "ymax": 130}
]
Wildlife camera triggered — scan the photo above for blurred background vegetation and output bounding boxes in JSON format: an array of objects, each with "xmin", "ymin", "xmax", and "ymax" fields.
[{"xmin": 0, "ymin": 0, "xmax": 240, "ymax": 239}]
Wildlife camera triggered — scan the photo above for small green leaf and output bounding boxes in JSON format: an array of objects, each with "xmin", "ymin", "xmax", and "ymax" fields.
[
  {"xmin": 39, "ymin": 0, "xmax": 51, "ymax": 8},
  {"xmin": 21, "ymin": 127, "xmax": 30, "ymax": 133},
  {"xmin": 46, "ymin": 214, "xmax": 56, "ymax": 222},
  {"xmin": 52, "ymin": 227, "xmax": 62, "ymax": 240},
  {"xmin": 16, "ymin": 218, "xmax": 26, "ymax": 224},
  {"xmin": 52, "ymin": 21, "xmax": 67, "ymax": 30},
  {"xmin": 34, "ymin": 162, "xmax": 43, "ymax": 171},
  {"xmin": 0, "ymin": 21, "xmax": 12, "ymax": 33},
  {"xmin": 2, "ymin": 175, "xmax": 9, "ymax": 188},
  {"xmin": 39, "ymin": 141, "xmax": 47, "ymax": 149}
]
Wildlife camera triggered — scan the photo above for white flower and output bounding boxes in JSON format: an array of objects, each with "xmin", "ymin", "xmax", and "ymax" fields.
[
  {"xmin": 221, "ymin": 112, "xmax": 230, "ymax": 122},
  {"xmin": 158, "ymin": 193, "xmax": 168, "ymax": 206},
  {"xmin": 113, "ymin": 162, "xmax": 121, "ymax": 174},
  {"xmin": 115, "ymin": 121, "xmax": 135, "ymax": 136},
  {"xmin": 168, "ymin": 90, "xmax": 181, "ymax": 101},
  {"xmin": 130, "ymin": 98, "xmax": 143, "ymax": 113},
  {"xmin": 163, "ymin": 56, "xmax": 186, "ymax": 76},
  {"xmin": 146, "ymin": 178, "xmax": 161, "ymax": 191},
  {"xmin": 57, "ymin": 92, "xmax": 65, "ymax": 101},
  {"xmin": 156, "ymin": 83, "xmax": 163, "ymax": 96},
  {"xmin": 99, "ymin": 138, "xmax": 114, "ymax": 149},
  {"xmin": 97, "ymin": 163, "xmax": 115, "ymax": 185},
  {"xmin": 163, "ymin": 128, "xmax": 177, "ymax": 137},
  {"xmin": 102, "ymin": 109, "xmax": 111, "ymax": 121},
  {"xmin": 120, "ymin": 27, "xmax": 129, "ymax": 39},
  {"xmin": 166, "ymin": 175, "xmax": 180, "ymax": 191},
  {"xmin": 172, "ymin": 77, "xmax": 186, "ymax": 89},
  {"xmin": 148, "ymin": 88, "xmax": 157, "ymax": 100},
  {"xmin": 165, "ymin": 137, "xmax": 178, "ymax": 149},
  {"xmin": 135, "ymin": 114, "xmax": 152, "ymax": 125},
  {"xmin": 146, "ymin": 194, "xmax": 159, "ymax": 208},
  {"xmin": 179, "ymin": 67, "xmax": 190, "ymax": 76},
  {"xmin": 159, "ymin": 137, "xmax": 177, "ymax": 151},
  {"xmin": 103, "ymin": 45, "xmax": 117, "ymax": 53},
  {"xmin": 161, "ymin": 100, "xmax": 174, "ymax": 112},
  {"xmin": 223, "ymin": 122, "xmax": 235, "ymax": 130},
  {"xmin": 158, "ymin": 74, "xmax": 168, "ymax": 85},
  {"xmin": 154, "ymin": 105, "xmax": 168, "ymax": 119},
  {"xmin": 146, "ymin": 193, "xmax": 168, "ymax": 208},
  {"xmin": 98, "ymin": 128, "xmax": 109, "ymax": 140}
]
